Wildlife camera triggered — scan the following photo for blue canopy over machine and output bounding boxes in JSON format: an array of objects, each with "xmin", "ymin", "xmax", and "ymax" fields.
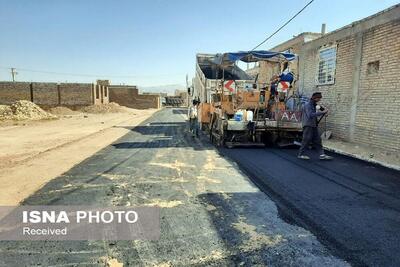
[{"xmin": 213, "ymin": 50, "xmax": 297, "ymax": 65}]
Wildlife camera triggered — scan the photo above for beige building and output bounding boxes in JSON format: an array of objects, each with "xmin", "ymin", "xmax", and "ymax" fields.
[{"xmin": 299, "ymin": 4, "xmax": 400, "ymax": 153}]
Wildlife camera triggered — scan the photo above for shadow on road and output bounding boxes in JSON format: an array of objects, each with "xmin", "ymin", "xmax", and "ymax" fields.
[{"xmin": 172, "ymin": 108, "xmax": 187, "ymax": 114}]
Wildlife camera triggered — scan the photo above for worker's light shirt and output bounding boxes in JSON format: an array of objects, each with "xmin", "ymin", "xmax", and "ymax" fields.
[
  {"xmin": 246, "ymin": 110, "xmax": 253, "ymax": 122},
  {"xmin": 188, "ymin": 106, "xmax": 198, "ymax": 119}
]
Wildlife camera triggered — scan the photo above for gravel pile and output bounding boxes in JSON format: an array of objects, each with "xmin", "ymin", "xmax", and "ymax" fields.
[
  {"xmin": 80, "ymin": 102, "xmax": 128, "ymax": 114},
  {"xmin": 0, "ymin": 100, "xmax": 57, "ymax": 121},
  {"xmin": 0, "ymin": 105, "xmax": 13, "ymax": 119}
]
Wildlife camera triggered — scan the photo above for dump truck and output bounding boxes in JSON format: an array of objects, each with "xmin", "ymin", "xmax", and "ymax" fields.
[{"xmin": 193, "ymin": 51, "xmax": 303, "ymax": 147}]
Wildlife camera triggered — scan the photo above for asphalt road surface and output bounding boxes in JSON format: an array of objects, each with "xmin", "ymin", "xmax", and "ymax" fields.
[
  {"xmin": 221, "ymin": 139, "xmax": 400, "ymax": 266},
  {"xmin": 0, "ymin": 107, "xmax": 397, "ymax": 266},
  {"xmin": 0, "ymin": 108, "xmax": 349, "ymax": 267}
]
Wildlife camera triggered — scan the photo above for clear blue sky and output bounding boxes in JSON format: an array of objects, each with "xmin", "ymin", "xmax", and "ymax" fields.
[{"xmin": 0, "ymin": 0, "xmax": 398, "ymax": 88}]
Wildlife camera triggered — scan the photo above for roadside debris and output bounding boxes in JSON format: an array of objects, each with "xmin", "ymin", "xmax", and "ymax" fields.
[
  {"xmin": 80, "ymin": 102, "xmax": 129, "ymax": 114},
  {"xmin": 0, "ymin": 100, "xmax": 56, "ymax": 121},
  {"xmin": 143, "ymin": 199, "xmax": 183, "ymax": 208}
]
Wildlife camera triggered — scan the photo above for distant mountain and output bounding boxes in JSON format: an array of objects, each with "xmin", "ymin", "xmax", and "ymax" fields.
[{"xmin": 139, "ymin": 84, "xmax": 186, "ymax": 95}]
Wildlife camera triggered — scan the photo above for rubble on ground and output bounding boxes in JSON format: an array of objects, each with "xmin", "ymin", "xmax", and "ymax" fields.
[
  {"xmin": 0, "ymin": 100, "xmax": 57, "ymax": 121},
  {"xmin": 80, "ymin": 102, "xmax": 129, "ymax": 114}
]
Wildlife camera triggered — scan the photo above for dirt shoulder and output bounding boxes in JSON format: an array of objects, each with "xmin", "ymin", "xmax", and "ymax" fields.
[{"xmin": 0, "ymin": 108, "xmax": 158, "ymax": 205}]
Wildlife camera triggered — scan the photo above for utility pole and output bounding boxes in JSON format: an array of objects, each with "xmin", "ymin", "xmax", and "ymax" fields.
[{"xmin": 11, "ymin": 68, "xmax": 18, "ymax": 82}]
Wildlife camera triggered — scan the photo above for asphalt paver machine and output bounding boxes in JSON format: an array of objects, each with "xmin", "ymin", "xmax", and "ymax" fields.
[{"xmin": 193, "ymin": 51, "xmax": 303, "ymax": 148}]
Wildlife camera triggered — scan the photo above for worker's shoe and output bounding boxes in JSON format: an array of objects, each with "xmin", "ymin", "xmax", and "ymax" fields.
[
  {"xmin": 319, "ymin": 154, "xmax": 333, "ymax": 160},
  {"xmin": 297, "ymin": 155, "xmax": 310, "ymax": 160}
]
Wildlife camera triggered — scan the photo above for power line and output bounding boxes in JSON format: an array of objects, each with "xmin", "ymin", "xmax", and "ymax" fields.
[
  {"xmin": 0, "ymin": 66, "xmax": 185, "ymax": 79},
  {"xmin": 251, "ymin": 0, "xmax": 315, "ymax": 51}
]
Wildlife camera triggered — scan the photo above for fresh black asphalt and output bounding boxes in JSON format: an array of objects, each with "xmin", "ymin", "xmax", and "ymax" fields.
[{"xmin": 220, "ymin": 143, "xmax": 400, "ymax": 266}]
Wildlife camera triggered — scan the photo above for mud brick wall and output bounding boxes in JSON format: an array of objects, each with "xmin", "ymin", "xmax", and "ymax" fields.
[
  {"xmin": 109, "ymin": 86, "xmax": 160, "ymax": 109},
  {"xmin": 0, "ymin": 81, "xmax": 113, "ymax": 107},
  {"xmin": 59, "ymin": 83, "xmax": 94, "ymax": 106},
  {"xmin": 135, "ymin": 94, "xmax": 160, "ymax": 109},
  {"xmin": 101, "ymin": 85, "xmax": 109, "ymax": 104},
  {"xmin": 32, "ymin": 82, "xmax": 59, "ymax": 105},
  {"xmin": 109, "ymin": 86, "xmax": 138, "ymax": 108},
  {"xmin": 299, "ymin": 6, "xmax": 400, "ymax": 153},
  {"xmin": 94, "ymin": 84, "xmax": 102, "ymax": 105},
  {"xmin": 0, "ymin": 82, "xmax": 31, "ymax": 104}
]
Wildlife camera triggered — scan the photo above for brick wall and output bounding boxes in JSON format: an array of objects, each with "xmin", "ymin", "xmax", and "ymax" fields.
[
  {"xmin": 59, "ymin": 83, "xmax": 94, "ymax": 106},
  {"xmin": 135, "ymin": 94, "xmax": 160, "ymax": 109},
  {"xmin": 300, "ymin": 36, "xmax": 356, "ymax": 140},
  {"xmin": 32, "ymin": 82, "xmax": 59, "ymax": 105},
  {"xmin": 108, "ymin": 86, "xmax": 138, "ymax": 108},
  {"xmin": 94, "ymin": 84, "xmax": 102, "ymax": 105},
  {"xmin": 109, "ymin": 86, "xmax": 160, "ymax": 109},
  {"xmin": 354, "ymin": 20, "xmax": 400, "ymax": 152},
  {"xmin": 299, "ymin": 6, "xmax": 400, "ymax": 153},
  {"xmin": 101, "ymin": 85, "xmax": 109, "ymax": 104},
  {"xmin": 0, "ymin": 82, "xmax": 31, "ymax": 104}
]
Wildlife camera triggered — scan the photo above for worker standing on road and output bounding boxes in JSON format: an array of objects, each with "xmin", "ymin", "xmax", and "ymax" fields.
[
  {"xmin": 298, "ymin": 92, "xmax": 333, "ymax": 160},
  {"xmin": 246, "ymin": 108, "xmax": 254, "ymax": 136},
  {"xmin": 188, "ymin": 100, "xmax": 199, "ymax": 137}
]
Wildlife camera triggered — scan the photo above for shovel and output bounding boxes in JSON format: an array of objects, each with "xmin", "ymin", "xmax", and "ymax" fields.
[{"xmin": 320, "ymin": 115, "xmax": 332, "ymax": 140}]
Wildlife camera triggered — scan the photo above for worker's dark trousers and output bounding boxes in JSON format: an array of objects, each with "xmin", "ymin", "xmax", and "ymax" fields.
[
  {"xmin": 298, "ymin": 126, "xmax": 324, "ymax": 156},
  {"xmin": 189, "ymin": 118, "xmax": 199, "ymax": 136}
]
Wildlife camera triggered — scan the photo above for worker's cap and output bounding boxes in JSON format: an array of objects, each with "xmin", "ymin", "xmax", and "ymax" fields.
[{"xmin": 311, "ymin": 92, "xmax": 322, "ymax": 99}]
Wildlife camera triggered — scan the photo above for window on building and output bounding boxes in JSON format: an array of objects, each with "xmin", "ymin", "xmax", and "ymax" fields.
[{"xmin": 316, "ymin": 46, "xmax": 336, "ymax": 85}]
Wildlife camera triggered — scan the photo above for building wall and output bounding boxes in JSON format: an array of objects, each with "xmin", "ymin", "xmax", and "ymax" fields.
[
  {"xmin": 300, "ymin": 36, "xmax": 357, "ymax": 140},
  {"xmin": 354, "ymin": 20, "xmax": 400, "ymax": 151},
  {"xmin": 299, "ymin": 5, "xmax": 400, "ymax": 153},
  {"xmin": 0, "ymin": 82, "xmax": 31, "ymax": 104}
]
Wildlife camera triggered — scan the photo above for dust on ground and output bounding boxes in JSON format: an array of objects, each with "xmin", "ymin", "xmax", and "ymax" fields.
[
  {"xmin": 48, "ymin": 106, "xmax": 80, "ymax": 116},
  {"xmin": 99, "ymin": 257, "xmax": 124, "ymax": 267},
  {"xmin": 232, "ymin": 216, "xmax": 285, "ymax": 252}
]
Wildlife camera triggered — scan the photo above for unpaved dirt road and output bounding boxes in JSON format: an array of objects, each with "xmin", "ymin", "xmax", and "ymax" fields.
[
  {"xmin": 0, "ymin": 108, "xmax": 347, "ymax": 266},
  {"xmin": 0, "ymin": 109, "xmax": 157, "ymax": 205}
]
